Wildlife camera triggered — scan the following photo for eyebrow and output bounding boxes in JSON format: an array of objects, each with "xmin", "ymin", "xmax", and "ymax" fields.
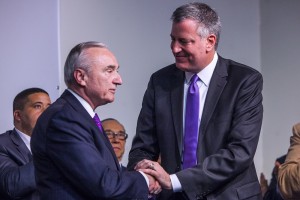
[
  {"xmin": 31, "ymin": 101, "xmax": 43, "ymax": 105},
  {"xmin": 106, "ymin": 65, "xmax": 120, "ymax": 70},
  {"xmin": 104, "ymin": 129, "xmax": 125, "ymax": 133},
  {"xmin": 31, "ymin": 101, "xmax": 51, "ymax": 106}
]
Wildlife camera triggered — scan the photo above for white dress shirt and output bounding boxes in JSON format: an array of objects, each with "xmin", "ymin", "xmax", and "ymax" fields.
[
  {"xmin": 15, "ymin": 128, "xmax": 31, "ymax": 153},
  {"xmin": 170, "ymin": 52, "xmax": 218, "ymax": 192}
]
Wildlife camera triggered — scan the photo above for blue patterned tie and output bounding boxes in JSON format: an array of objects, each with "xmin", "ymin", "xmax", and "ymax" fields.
[
  {"xmin": 183, "ymin": 74, "xmax": 199, "ymax": 169},
  {"xmin": 93, "ymin": 113, "xmax": 103, "ymax": 131}
]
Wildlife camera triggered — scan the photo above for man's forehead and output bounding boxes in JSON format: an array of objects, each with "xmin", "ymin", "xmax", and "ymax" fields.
[{"xmin": 103, "ymin": 120, "xmax": 124, "ymax": 129}]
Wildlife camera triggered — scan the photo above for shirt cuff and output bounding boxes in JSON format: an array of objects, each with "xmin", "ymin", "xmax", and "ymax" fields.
[{"xmin": 170, "ymin": 174, "xmax": 182, "ymax": 192}]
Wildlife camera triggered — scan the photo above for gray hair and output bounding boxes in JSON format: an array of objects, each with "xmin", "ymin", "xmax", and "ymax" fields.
[
  {"xmin": 171, "ymin": 2, "xmax": 221, "ymax": 49},
  {"xmin": 64, "ymin": 41, "xmax": 107, "ymax": 87}
]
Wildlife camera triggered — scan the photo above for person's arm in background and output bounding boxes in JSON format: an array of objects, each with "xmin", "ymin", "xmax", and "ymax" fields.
[
  {"xmin": 263, "ymin": 156, "xmax": 285, "ymax": 200},
  {"xmin": 260, "ymin": 172, "xmax": 268, "ymax": 198},
  {"xmin": 278, "ymin": 123, "xmax": 300, "ymax": 199}
]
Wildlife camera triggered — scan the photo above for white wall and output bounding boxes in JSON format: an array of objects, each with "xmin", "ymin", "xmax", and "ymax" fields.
[
  {"xmin": 60, "ymin": 0, "xmax": 262, "ymax": 172},
  {"xmin": 261, "ymin": 0, "xmax": 300, "ymax": 179},
  {"xmin": 3, "ymin": 0, "xmax": 299, "ymax": 182},
  {"xmin": 0, "ymin": 0, "xmax": 60, "ymax": 132}
]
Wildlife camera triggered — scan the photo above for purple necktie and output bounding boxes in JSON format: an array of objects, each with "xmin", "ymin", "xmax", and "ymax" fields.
[
  {"xmin": 93, "ymin": 113, "xmax": 103, "ymax": 131},
  {"xmin": 183, "ymin": 74, "xmax": 199, "ymax": 169}
]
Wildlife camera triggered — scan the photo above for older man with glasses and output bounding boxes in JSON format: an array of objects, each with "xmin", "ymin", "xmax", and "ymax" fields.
[{"xmin": 102, "ymin": 118, "xmax": 128, "ymax": 169}]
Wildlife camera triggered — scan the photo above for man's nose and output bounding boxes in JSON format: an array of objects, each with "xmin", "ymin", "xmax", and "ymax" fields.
[
  {"xmin": 171, "ymin": 41, "xmax": 182, "ymax": 54},
  {"xmin": 114, "ymin": 73, "xmax": 122, "ymax": 85},
  {"xmin": 111, "ymin": 136, "xmax": 120, "ymax": 143}
]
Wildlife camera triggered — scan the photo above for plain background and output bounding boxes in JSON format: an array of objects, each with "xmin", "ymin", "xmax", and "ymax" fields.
[{"xmin": 1, "ymin": 0, "xmax": 300, "ymax": 181}]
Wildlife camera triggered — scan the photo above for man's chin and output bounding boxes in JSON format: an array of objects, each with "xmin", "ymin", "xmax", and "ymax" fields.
[
  {"xmin": 175, "ymin": 64, "xmax": 201, "ymax": 73},
  {"xmin": 175, "ymin": 63, "xmax": 191, "ymax": 72},
  {"xmin": 102, "ymin": 98, "xmax": 114, "ymax": 105}
]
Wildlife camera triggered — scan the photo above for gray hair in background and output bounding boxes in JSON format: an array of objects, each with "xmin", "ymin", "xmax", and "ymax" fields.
[
  {"xmin": 171, "ymin": 2, "xmax": 222, "ymax": 49},
  {"xmin": 64, "ymin": 41, "xmax": 107, "ymax": 87}
]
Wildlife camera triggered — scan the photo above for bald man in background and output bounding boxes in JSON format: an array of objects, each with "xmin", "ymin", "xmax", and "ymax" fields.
[{"xmin": 102, "ymin": 118, "xmax": 128, "ymax": 170}]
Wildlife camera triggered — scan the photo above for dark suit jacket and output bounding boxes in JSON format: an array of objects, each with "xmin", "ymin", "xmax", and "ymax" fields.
[
  {"xmin": 30, "ymin": 90, "xmax": 148, "ymax": 200},
  {"xmin": 0, "ymin": 129, "xmax": 38, "ymax": 200},
  {"xmin": 128, "ymin": 55, "xmax": 263, "ymax": 200}
]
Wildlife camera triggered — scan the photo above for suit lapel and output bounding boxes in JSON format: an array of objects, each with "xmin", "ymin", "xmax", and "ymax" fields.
[
  {"xmin": 61, "ymin": 90, "xmax": 120, "ymax": 170},
  {"xmin": 170, "ymin": 67, "xmax": 185, "ymax": 157},
  {"xmin": 10, "ymin": 129, "xmax": 32, "ymax": 164},
  {"xmin": 200, "ymin": 56, "xmax": 228, "ymax": 137}
]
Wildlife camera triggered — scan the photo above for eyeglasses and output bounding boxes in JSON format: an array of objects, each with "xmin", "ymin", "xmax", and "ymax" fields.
[{"xmin": 104, "ymin": 130, "xmax": 128, "ymax": 140}]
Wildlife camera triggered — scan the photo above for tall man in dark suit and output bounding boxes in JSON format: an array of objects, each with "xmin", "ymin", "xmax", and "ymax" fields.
[
  {"xmin": 31, "ymin": 41, "xmax": 160, "ymax": 200},
  {"xmin": 128, "ymin": 2, "xmax": 263, "ymax": 200},
  {"xmin": 0, "ymin": 87, "xmax": 51, "ymax": 200}
]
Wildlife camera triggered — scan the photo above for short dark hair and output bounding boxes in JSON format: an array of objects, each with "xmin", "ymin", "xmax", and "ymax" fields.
[{"xmin": 13, "ymin": 88, "xmax": 49, "ymax": 111}]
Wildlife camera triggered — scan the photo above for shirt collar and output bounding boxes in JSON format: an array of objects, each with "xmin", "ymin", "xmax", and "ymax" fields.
[
  {"xmin": 68, "ymin": 89, "xmax": 95, "ymax": 118},
  {"xmin": 185, "ymin": 52, "xmax": 218, "ymax": 86},
  {"xmin": 15, "ymin": 128, "xmax": 31, "ymax": 151}
]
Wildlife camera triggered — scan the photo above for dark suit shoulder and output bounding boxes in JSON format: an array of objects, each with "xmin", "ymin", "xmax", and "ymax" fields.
[
  {"xmin": 32, "ymin": 90, "xmax": 94, "ymax": 148},
  {"xmin": 37, "ymin": 90, "xmax": 82, "ymax": 126},
  {"xmin": 218, "ymin": 56, "xmax": 261, "ymax": 76},
  {"xmin": 150, "ymin": 63, "xmax": 184, "ymax": 88},
  {"xmin": 0, "ymin": 131, "xmax": 14, "ymax": 155},
  {"xmin": 0, "ymin": 130, "xmax": 22, "ymax": 148},
  {"xmin": 0, "ymin": 130, "xmax": 13, "ymax": 144},
  {"xmin": 0, "ymin": 129, "xmax": 32, "ymax": 165},
  {"xmin": 152, "ymin": 63, "xmax": 180, "ymax": 78}
]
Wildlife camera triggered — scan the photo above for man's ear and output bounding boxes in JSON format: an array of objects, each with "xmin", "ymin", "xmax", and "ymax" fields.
[
  {"xmin": 13, "ymin": 110, "xmax": 21, "ymax": 122},
  {"xmin": 74, "ymin": 68, "xmax": 87, "ymax": 86},
  {"xmin": 206, "ymin": 34, "xmax": 217, "ymax": 52}
]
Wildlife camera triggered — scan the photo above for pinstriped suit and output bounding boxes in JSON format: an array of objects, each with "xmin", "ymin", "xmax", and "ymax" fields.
[{"xmin": 0, "ymin": 129, "xmax": 38, "ymax": 200}]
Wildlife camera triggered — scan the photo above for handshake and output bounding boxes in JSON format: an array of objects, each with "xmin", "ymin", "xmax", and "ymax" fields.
[{"xmin": 134, "ymin": 159, "xmax": 173, "ymax": 196}]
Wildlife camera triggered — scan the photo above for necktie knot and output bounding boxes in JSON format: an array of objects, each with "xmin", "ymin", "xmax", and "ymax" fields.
[
  {"xmin": 190, "ymin": 74, "xmax": 199, "ymax": 84},
  {"xmin": 189, "ymin": 74, "xmax": 199, "ymax": 94},
  {"xmin": 93, "ymin": 113, "xmax": 102, "ymax": 130}
]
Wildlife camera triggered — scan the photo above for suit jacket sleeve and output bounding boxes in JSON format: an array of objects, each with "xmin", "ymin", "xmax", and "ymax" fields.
[
  {"xmin": 278, "ymin": 123, "xmax": 300, "ymax": 199},
  {"xmin": 0, "ymin": 144, "xmax": 36, "ymax": 198}
]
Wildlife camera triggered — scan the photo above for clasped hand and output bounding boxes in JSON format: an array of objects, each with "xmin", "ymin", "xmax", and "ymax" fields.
[{"xmin": 135, "ymin": 159, "xmax": 172, "ymax": 195}]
